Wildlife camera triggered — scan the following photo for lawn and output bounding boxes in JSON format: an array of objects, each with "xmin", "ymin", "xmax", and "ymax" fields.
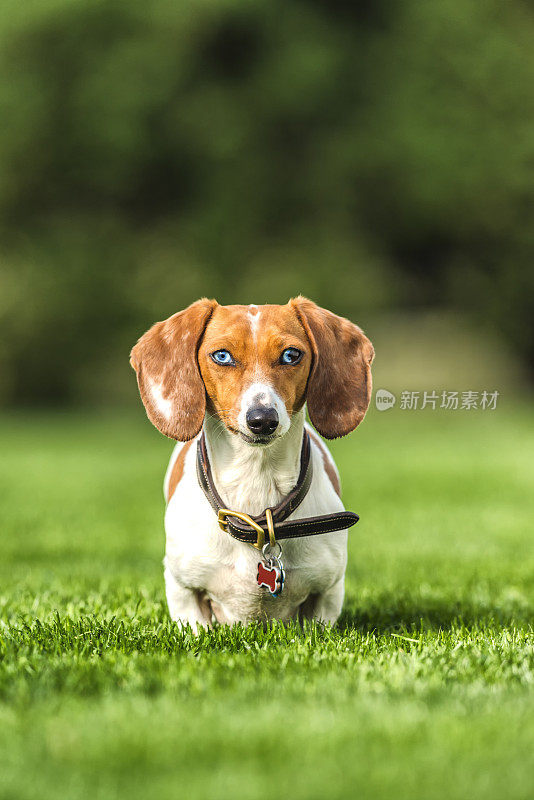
[{"xmin": 0, "ymin": 405, "xmax": 533, "ymax": 800}]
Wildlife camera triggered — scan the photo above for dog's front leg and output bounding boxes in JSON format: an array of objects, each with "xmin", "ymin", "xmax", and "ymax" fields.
[
  {"xmin": 300, "ymin": 577, "xmax": 345, "ymax": 625},
  {"xmin": 164, "ymin": 564, "xmax": 213, "ymax": 633}
]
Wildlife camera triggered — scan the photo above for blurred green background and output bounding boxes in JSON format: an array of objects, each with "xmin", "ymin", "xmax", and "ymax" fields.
[{"xmin": 0, "ymin": 0, "xmax": 533, "ymax": 406}]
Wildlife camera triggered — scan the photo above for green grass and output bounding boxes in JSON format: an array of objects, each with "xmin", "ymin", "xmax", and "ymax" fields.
[{"xmin": 0, "ymin": 405, "xmax": 533, "ymax": 799}]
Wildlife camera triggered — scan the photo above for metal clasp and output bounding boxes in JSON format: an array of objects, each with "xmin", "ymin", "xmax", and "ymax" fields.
[
  {"xmin": 217, "ymin": 508, "xmax": 265, "ymax": 550},
  {"xmin": 265, "ymin": 508, "xmax": 276, "ymax": 548}
]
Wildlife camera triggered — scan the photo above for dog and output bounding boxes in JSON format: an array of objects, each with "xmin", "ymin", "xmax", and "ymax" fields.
[{"xmin": 130, "ymin": 296, "xmax": 374, "ymax": 629}]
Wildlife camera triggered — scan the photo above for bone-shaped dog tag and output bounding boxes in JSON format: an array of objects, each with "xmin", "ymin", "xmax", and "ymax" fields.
[{"xmin": 257, "ymin": 550, "xmax": 285, "ymax": 597}]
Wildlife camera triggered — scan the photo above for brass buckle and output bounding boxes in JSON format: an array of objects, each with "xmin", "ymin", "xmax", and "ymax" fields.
[{"xmin": 218, "ymin": 509, "xmax": 265, "ymax": 550}]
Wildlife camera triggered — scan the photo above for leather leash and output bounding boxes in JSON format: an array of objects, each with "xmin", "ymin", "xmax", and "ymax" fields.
[{"xmin": 196, "ymin": 429, "xmax": 359, "ymax": 550}]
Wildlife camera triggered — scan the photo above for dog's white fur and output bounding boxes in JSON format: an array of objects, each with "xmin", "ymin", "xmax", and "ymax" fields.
[{"xmin": 163, "ymin": 407, "xmax": 347, "ymax": 630}]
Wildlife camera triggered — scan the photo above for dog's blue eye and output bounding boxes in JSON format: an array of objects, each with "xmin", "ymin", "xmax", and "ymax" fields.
[
  {"xmin": 211, "ymin": 349, "xmax": 235, "ymax": 366},
  {"xmin": 280, "ymin": 347, "xmax": 303, "ymax": 365}
]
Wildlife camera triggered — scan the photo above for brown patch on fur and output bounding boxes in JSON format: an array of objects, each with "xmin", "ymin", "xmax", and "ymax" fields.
[
  {"xmin": 130, "ymin": 299, "xmax": 217, "ymax": 441},
  {"xmin": 198, "ymin": 303, "xmax": 312, "ymax": 431},
  {"xmin": 308, "ymin": 429, "xmax": 341, "ymax": 497},
  {"xmin": 166, "ymin": 440, "xmax": 194, "ymax": 502},
  {"xmin": 291, "ymin": 297, "xmax": 374, "ymax": 439}
]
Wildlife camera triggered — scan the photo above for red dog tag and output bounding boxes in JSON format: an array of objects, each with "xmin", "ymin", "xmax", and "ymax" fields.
[{"xmin": 257, "ymin": 560, "xmax": 284, "ymax": 597}]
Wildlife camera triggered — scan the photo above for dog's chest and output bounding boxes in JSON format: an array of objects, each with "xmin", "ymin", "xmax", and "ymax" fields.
[
  {"xmin": 201, "ymin": 539, "xmax": 321, "ymax": 623},
  {"xmin": 164, "ymin": 436, "xmax": 347, "ymax": 623},
  {"xmin": 166, "ymin": 503, "xmax": 344, "ymax": 623},
  {"xmin": 171, "ymin": 521, "xmax": 306, "ymax": 614}
]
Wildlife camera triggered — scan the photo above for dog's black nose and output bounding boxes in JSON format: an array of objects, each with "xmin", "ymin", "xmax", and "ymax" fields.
[{"xmin": 246, "ymin": 406, "xmax": 279, "ymax": 436}]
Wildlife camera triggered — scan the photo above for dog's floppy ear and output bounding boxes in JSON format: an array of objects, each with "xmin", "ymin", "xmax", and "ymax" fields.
[
  {"xmin": 130, "ymin": 298, "xmax": 217, "ymax": 441},
  {"xmin": 291, "ymin": 296, "xmax": 374, "ymax": 439}
]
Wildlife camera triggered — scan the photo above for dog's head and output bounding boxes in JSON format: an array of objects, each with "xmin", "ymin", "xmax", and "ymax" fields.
[{"xmin": 130, "ymin": 297, "xmax": 374, "ymax": 443}]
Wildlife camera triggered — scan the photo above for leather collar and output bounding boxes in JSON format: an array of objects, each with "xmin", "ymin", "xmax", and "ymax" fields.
[{"xmin": 196, "ymin": 429, "xmax": 359, "ymax": 546}]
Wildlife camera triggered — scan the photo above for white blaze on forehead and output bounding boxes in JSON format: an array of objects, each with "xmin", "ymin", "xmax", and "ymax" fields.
[
  {"xmin": 149, "ymin": 378, "xmax": 173, "ymax": 421},
  {"xmin": 247, "ymin": 304, "xmax": 261, "ymax": 341},
  {"xmin": 237, "ymin": 381, "xmax": 291, "ymax": 436}
]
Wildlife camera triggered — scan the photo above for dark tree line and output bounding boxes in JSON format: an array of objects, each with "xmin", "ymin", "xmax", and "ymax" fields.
[{"xmin": 0, "ymin": 0, "xmax": 533, "ymax": 404}]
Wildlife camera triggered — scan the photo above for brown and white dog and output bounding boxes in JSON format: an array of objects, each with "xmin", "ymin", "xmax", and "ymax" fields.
[{"xmin": 131, "ymin": 297, "xmax": 374, "ymax": 629}]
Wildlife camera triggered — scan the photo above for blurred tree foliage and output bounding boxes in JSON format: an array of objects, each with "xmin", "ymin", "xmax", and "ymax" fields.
[{"xmin": 0, "ymin": 0, "xmax": 533, "ymax": 404}]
